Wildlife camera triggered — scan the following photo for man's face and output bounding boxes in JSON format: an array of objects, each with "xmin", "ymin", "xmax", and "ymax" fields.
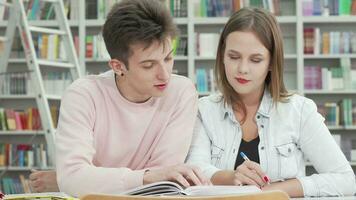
[{"xmin": 120, "ymin": 39, "xmax": 174, "ymax": 101}]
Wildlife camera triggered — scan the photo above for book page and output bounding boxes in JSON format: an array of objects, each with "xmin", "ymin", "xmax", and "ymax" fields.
[
  {"xmin": 120, "ymin": 181, "xmax": 184, "ymax": 196},
  {"xmin": 183, "ymin": 185, "xmax": 261, "ymax": 196}
]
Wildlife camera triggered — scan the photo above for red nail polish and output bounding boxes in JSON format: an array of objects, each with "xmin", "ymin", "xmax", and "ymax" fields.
[{"xmin": 263, "ymin": 176, "xmax": 269, "ymax": 183}]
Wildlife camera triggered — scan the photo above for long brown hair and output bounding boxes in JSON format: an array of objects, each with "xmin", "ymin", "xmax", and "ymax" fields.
[{"xmin": 215, "ymin": 7, "xmax": 290, "ymax": 122}]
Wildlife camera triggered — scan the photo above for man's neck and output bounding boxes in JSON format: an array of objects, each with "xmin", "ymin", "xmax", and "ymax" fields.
[{"xmin": 115, "ymin": 74, "xmax": 151, "ymax": 103}]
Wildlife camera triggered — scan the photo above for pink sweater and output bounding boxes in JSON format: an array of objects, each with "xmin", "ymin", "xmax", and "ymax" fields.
[{"xmin": 55, "ymin": 71, "xmax": 198, "ymax": 197}]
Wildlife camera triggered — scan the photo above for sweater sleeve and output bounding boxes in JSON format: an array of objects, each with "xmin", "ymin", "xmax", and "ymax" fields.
[
  {"xmin": 55, "ymin": 81, "xmax": 145, "ymax": 197},
  {"xmin": 296, "ymin": 98, "xmax": 356, "ymax": 197},
  {"xmin": 185, "ymin": 111, "xmax": 221, "ymax": 179},
  {"xmin": 144, "ymin": 81, "xmax": 198, "ymax": 168}
]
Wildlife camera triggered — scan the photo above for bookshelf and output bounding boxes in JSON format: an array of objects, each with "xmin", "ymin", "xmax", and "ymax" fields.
[{"xmin": 1, "ymin": 0, "xmax": 356, "ymax": 193}]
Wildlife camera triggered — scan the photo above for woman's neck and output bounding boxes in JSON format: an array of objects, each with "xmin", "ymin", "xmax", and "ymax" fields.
[{"xmin": 240, "ymin": 87, "xmax": 265, "ymax": 108}]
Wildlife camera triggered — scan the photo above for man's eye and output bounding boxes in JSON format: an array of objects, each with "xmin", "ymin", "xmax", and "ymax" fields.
[
  {"xmin": 143, "ymin": 64, "xmax": 153, "ymax": 69},
  {"xmin": 165, "ymin": 57, "xmax": 173, "ymax": 62}
]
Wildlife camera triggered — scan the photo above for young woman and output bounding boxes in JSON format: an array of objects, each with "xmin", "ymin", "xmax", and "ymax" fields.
[{"xmin": 186, "ymin": 7, "xmax": 356, "ymax": 197}]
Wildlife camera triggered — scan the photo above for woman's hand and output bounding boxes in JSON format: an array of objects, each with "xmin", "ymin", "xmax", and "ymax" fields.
[{"xmin": 234, "ymin": 160, "xmax": 268, "ymax": 187}]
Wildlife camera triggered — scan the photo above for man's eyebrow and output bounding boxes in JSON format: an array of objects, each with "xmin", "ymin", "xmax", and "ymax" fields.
[{"xmin": 139, "ymin": 49, "xmax": 174, "ymax": 64}]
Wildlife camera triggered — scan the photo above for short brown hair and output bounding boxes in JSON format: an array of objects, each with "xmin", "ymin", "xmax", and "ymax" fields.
[
  {"xmin": 103, "ymin": 0, "xmax": 177, "ymax": 67},
  {"xmin": 215, "ymin": 7, "xmax": 290, "ymax": 121}
]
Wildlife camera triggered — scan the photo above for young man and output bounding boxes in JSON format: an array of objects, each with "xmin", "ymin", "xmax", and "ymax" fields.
[{"xmin": 29, "ymin": 0, "xmax": 209, "ymax": 197}]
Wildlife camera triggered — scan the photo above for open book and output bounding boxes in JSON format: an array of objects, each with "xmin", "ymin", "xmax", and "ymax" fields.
[
  {"xmin": 4, "ymin": 192, "xmax": 78, "ymax": 200},
  {"xmin": 121, "ymin": 181, "xmax": 261, "ymax": 196}
]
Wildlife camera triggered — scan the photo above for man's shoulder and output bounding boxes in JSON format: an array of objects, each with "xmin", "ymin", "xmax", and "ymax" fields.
[
  {"xmin": 167, "ymin": 74, "xmax": 196, "ymax": 94},
  {"xmin": 65, "ymin": 71, "xmax": 113, "ymax": 95},
  {"xmin": 169, "ymin": 74, "xmax": 194, "ymax": 87}
]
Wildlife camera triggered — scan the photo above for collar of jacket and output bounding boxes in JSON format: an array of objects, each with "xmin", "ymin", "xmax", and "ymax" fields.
[{"xmin": 220, "ymin": 88, "xmax": 273, "ymax": 121}]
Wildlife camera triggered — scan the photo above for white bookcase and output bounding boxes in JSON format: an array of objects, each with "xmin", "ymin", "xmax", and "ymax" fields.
[{"xmin": 1, "ymin": 0, "xmax": 356, "ymax": 182}]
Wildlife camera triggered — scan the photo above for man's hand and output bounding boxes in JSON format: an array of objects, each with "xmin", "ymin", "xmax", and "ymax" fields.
[
  {"xmin": 29, "ymin": 170, "xmax": 59, "ymax": 192},
  {"xmin": 143, "ymin": 164, "xmax": 211, "ymax": 187}
]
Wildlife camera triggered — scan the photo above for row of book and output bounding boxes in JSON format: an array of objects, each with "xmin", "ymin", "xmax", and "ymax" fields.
[
  {"xmin": 196, "ymin": 33, "xmax": 220, "ymax": 57},
  {"xmin": 0, "ymin": 72, "xmax": 32, "ymax": 95},
  {"xmin": 86, "ymin": 0, "xmax": 121, "ymax": 20},
  {"xmin": 86, "ymin": 0, "xmax": 188, "ymax": 19},
  {"xmin": 43, "ymin": 71, "xmax": 72, "ymax": 96},
  {"xmin": 196, "ymin": 68, "xmax": 216, "ymax": 93},
  {"xmin": 24, "ymin": 0, "xmax": 73, "ymax": 20},
  {"xmin": 1, "ymin": 175, "xmax": 33, "ymax": 194},
  {"xmin": 317, "ymin": 98, "xmax": 356, "ymax": 126},
  {"xmin": 0, "ymin": 144, "xmax": 48, "ymax": 168},
  {"xmin": 0, "ymin": 0, "xmax": 77, "ymax": 21},
  {"xmin": 193, "ymin": 0, "xmax": 284, "ymax": 17},
  {"xmin": 302, "ymin": 0, "xmax": 356, "ymax": 16},
  {"xmin": 0, "ymin": 108, "xmax": 42, "ymax": 131},
  {"xmin": 85, "ymin": 35, "xmax": 110, "ymax": 60},
  {"xmin": 304, "ymin": 58, "xmax": 356, "ymax": 90},
  {"xmin": 0, "ymin": 71, "xmax": 72, "ymax": 96},
  {"xmin": 173, "ymin": 36, "xmax": 188, "ymax": 56},
  {"xmin": 34, "ymin": 34, "xmax": 79, "ymax": 61},
  {"xmin": 163, "ymin": 0, "xmax": 188, "ymax": 18},
  {"xmin": 303, "ymin": 28, "xmax": 356, "ymax": 55}
]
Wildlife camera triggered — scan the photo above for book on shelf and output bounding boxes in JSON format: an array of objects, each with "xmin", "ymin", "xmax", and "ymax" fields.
[
  {"xmin": 0, "ymin": 143, "xmax": 48, "ymax": 168},
  {"xmin": 317, "ymin": 98, "xmax": 355, "ymax": 126},
  {"xmin": 86, "ymin": 0, "xmax": 121, "ymax": 20},
  {"xmin": 195, "ymin": 32, "xmax": 220, "ymax": 57},
  {"xmin": 121, "ymin": 181, "xmax": 260, "ymax": 196},
  {"xmin": 196, "ymin": 68, "xmax": 216, "ymax": 93},
  {"xmin": 0, "ymin": 72, "xmax": 32, "ymax": 95},
  {"xmin": 0, "ymin": 107, "xmax": 42, "ymax": 131},
  {"xmin": 303, "ymin": 28, "xmax": 356, "ymax": 55},
  {"xmin": 302, "ymin": 0, "xmax": 356, "ymax": 16},
  {"xmin": 85, "ymin": 34, "xmax": 110, "ymax": 60},
  {"xmin": 161, "ymin": 0, "xmax": 188, "ymax": 18},
  {"xmin": 304, "ymin": 58, "xmax": 356, "ymax": 91},
  {"xmin": 172, "ymin": 36, "xmax": 188, "ymax": 56},
  {"xmin": 193, "ymin": 0, "xmax": 283, "ymax": 17}
]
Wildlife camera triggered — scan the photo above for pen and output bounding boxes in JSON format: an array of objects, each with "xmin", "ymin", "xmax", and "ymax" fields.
[{"xmin": 240, "ymin": 152, "xmax": 270, "ymax": 184}]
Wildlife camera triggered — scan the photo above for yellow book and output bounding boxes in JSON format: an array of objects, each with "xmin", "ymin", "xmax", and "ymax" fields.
[{"xmin": 41, "ymin": 34, "xmax": 49, "ymax": 59}]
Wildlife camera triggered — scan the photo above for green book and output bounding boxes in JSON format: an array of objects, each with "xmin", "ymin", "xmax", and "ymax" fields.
[{"xmin": 339, "ymin": 0, "xmax": 352, "ymax": 15}]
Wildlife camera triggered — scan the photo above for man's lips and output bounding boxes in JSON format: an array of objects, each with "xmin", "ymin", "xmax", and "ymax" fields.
[{"xmin": 154, "ymin": 83, "xmax": 167, "ymax": 90}]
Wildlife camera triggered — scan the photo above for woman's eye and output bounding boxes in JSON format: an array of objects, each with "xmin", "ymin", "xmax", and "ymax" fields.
[
  {"xmin": 229, "ymin": 56, "xmax": 240, "ymax": 60},
  {"xmin": 251, "ymin": 59, "xmax": 262, "ymax": 63}
]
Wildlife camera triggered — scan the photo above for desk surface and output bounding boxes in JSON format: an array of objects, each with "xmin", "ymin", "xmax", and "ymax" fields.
[{"xmin": 292, "ymin": 197, "xmax": 356, "ymax": 200}]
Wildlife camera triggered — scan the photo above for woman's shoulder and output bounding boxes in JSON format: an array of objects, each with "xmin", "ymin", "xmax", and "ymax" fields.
[
  {"xmin": 198, "ymin": 93, "xmax": 227, "ymax": 117},
  {"xmin": 198, "ymin": 93, "xmax": 224, "ymax": 107},
  {"xmin": 277, "ymin": 93, "xmax": 317, "ymax": 113}
]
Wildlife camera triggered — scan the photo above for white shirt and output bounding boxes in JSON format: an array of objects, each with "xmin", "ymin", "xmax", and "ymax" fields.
[{"xmin": 186, "ymin": 90, "xmax": 356, "ymax": 197}]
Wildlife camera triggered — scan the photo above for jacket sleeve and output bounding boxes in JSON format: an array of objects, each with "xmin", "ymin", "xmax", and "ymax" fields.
[
  {"xmin": 185, "ymin": 110, "xmax": 221, "ymax": 179},
  {"xmin": 55, "ymin": 81, "xmax": 145, "ymax": 197},
  {"xmin": 296, "ymin": 98, "xmax": 356, "ymax": 197}
]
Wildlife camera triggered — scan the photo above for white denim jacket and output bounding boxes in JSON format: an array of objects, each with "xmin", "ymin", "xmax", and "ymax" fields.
[{"xmin": 186, "ymin": 90, "xmax": 356, "ymax": 197}]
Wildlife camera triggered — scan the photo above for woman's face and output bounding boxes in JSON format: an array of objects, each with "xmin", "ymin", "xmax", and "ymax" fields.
[{"xmin": 223, "ymin": 31, "xmax": 271, "ymax": 97}]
